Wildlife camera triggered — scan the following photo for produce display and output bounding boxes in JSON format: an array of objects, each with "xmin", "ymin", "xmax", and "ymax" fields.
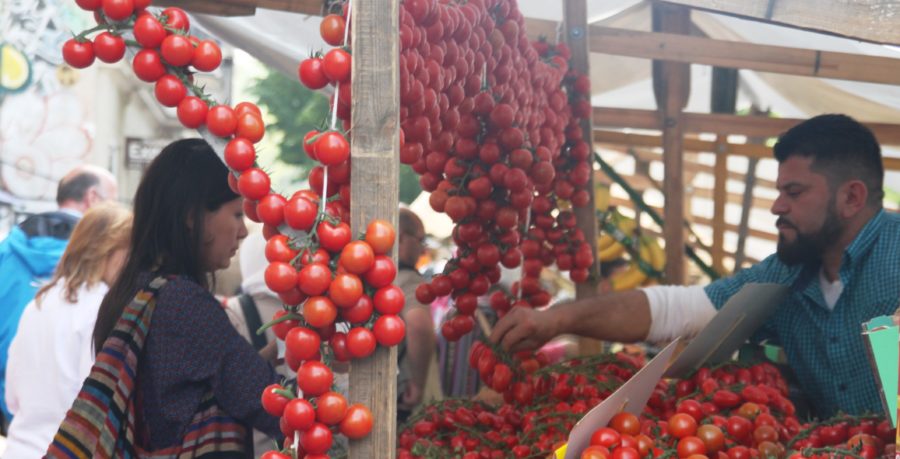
[{"xmin": 398, "ymin": 343, "xmax": 894, "ymax": 459}]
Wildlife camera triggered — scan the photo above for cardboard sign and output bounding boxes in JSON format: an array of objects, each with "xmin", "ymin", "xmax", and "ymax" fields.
[
  {"xmin": 665, "ymin": 283, "xmax": 788, "ymax": 378},
  {"xmin": 561, "ymin": 339, "xmax": 681, "ymax": 459}
]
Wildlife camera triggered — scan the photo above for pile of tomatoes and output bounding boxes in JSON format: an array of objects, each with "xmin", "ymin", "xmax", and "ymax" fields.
[
  {"xmin": 398, "ymin": 345, "xmax": 895, "ymax": 459},
  {"xmin": 393, "ymin": 0, "xmax": 595, "ymax": 341}
]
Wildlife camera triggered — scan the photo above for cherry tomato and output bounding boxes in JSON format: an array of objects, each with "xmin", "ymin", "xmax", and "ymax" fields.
[
  {"xmin": 177, "ymin": 96, "xmax": 209, "ymax": 129},
  {"xmin": 154, "ymin": 74, "xmax": 186, "ymax": 107},
  {"xmin": 581, "ymin": 446, "xmax": 611, "ymax": 459},
  {"xmin": 297, "ymin": 361, "xmax": 333, "ymax": 397},
  {"xmin": 235, "ymin": 113, "xmax": 265, "ymax": 143},
  {"xmin": 373, "ymin": 314, "xmax": 405, "ymax": 347},
  {"xmin": 590, "ymin": 427, "xmax": 620, "ymax": 448},
  {"xmin": 264, "ymin": 261, "xmax": 298, "ymax": 293},
  {"xmin": 260, "ymin": 384, "xmax": 291, "ymax": 417},
  {"xmin": 133, "ymin": 15, "xmax": 165, "ymax": 48},
  {"xmin": 161, "ymin": 7, "xmax": 189, "ymax": 32},
  {"xmin": 677, "ymin": 437, "xmax": 707, "ymax": 458},
  {"xmin": 160, "ymin": 34, "xmax": 193, "ymax": 66},
  {"xmin": 363, "ymin": 255, "xmax": 396, "ymax": 288},
  {"xmin": 668, "ymin": 413, "xmax": 698, "ymax": 439},
  {"xmin": 342, "ymin": 295, "xmax": 374, "ymax": 324},
  {"xmin": 610, "ymin": 412, "xmax": 641, "ymax": 436},
  {"xmin": 340, "ymin": 241, "xmax": 375, "ymax": 274},
  {"xmin": 373, "ymin": 285, "xmax": 404, "ymax": 315},
  {"xmin": 697, "ymin": 424, "xmax": 725, "ymax": 453},
  {"xmin": 93, "ymin": 32, "xmax": 125, "ymax": 63},
  {"xmin": 237, "ymin": 167, "xmax": 270, "ymax": 200},
  {"xmin": 315, "ymin": 391, "xmax": 348, "ymax": 425},
  {"xmin": 365, "ymin": 220, "xmax": 395, "ymax": 254},
  {"xmin": 255, "ymin": 194, "xmax": 285, "ymax": 227},
  {"xmin": 101, "ymin": 0, "xmax": 133, "ymax": 21},
  {"xmin": 192, "ymin": 40, "xmax": 222, "ymax": 72},
  {"xmin": 320, "ymin": 14, "xmax": 346, "ymax": 46},
  {"xmin": 298, "ymin": 57, "xmax": 329, "ymax": 89},
  {"xmin": 314, "ymin": 131, "xmax": 350, "ymax": 166},
  {"xmin": 284, "ymin": 195, "xmax": 317, "ymax": 231},
  {"xmin": 206, "ymin": 104, "xmax": 237, "ymax": 137},
  {"xmin": 303, "ymin": 296, "xmax": 337, "ymax": 328},
  {"xmin": 340, "ymin": 404, "xmax": 373, "ymax": 439},
  {"xmin": 270, "ymin": 309, "xmax": 299, "ymax": 340},
  {"xmin": 328, "ymin": 273, "xmax": 363, "ymax": 308},
  {"xmin": 62, "ymin": 39, "xmax": 95, "ymax": 69},
  {"xmin": 75, "ymin": 0, "xmax": 101, "ymax": 10},
  {"xmin": 283, "ymin": 398, "xmax": 315, "ymax": 432},
  {"xmin": 322, "ymin": 48, "xmax": 351, "ymax": 82},
  {"xmin": 346, "ymin": 327, "xmax": 376, "ymax": 358},
  {"xmin": 316, "ymin": 221, "xmax": 352, "ymax": 253},
  {"xmin": 298, "ymin": 262, "xmax": 331, "ymax": 296}
]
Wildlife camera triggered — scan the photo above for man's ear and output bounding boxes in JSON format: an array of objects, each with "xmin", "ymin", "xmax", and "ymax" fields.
[{"xmin": 837, "ymin": 180, "xmax": 869, "ymax": 218}]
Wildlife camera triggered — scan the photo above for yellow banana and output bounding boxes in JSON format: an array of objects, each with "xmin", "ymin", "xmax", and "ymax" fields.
[
  {"xmin": 597, "ymin": 216, "xmax": 637, "ymax": 262},
  {"xmin": 640, "ymin": 236, "xmax": 666, "ymax": 287},
  {"xmin": 594, "ymin": 185, "xmax": 611, "ymax": 212},
  {"xmin": 611, "ymin": 237, "xmax": 652, "ymax": 291},
  {"xmin": 597, "ymin": 233, "xmax": 616, "ymax": 251}
]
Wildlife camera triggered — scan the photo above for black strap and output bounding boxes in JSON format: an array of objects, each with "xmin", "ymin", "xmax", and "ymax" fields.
[{"xmin": 237, "ymin": 294, "xmax": 267, "ymax": 351}]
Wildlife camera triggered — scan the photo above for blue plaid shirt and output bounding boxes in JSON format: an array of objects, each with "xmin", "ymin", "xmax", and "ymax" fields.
[{"xmin": 705, "ymin": 210, "xmax": 900, "ymax": 418}]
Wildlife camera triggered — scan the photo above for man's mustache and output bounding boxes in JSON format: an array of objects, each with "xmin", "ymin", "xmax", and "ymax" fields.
[{"xmin": 775, "ymin": 218, "xmax": 797, "ymax": 230}]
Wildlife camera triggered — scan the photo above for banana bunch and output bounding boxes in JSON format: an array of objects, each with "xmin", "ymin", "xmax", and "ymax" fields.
[
  {"xmin": 610, "ymin": 235, "xmax": 666, "ymax": 291},
  {"xmin": 597, "ymin": 215, "xmax": 637, "ymax": 262}
]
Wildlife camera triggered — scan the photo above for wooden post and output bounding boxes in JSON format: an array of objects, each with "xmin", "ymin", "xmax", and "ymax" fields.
[
  {"xmin": 652, "ymin": 3, "xmax": 690, "ymax": 284},
  {"xmin": 348, "ymin": 0, "xmax": 399, "ymax": 456},
  {"xmin": 710, "ymin": 67, "xmax": 738, "ymax": 275},
  {"xmin": 563, "ymin": 0, "xmax": 603, "ymax": 356}
]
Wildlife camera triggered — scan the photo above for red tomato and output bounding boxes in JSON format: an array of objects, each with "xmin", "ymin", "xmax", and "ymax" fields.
[
  {"xmin": 316, "ymin": 221, "xmax": 352, "ymax": 253},
  {"xmin": 62, "ymin": 39, "xmax": 95, "ymax": 69},
  {"xmin": 611, "ymin": 446, "xmax": 640, "ymax": 459},
  {"xmin": 726, "ymin": 415, "xmax": 753, "ymax": 440},
  {"xmin": 133, "ymin": 15, "xmax": 165, "ymax": 48},
  {"xmin": 303, "ymin": 296, "xmax": 337, "ymax": 328},
  {"xmin": 154, "ymin": 74, "xmax": 186, "ymax": 107},
  {"xmin": 677, "ymin": 436, "xmax": 707, "ymax": 458},
  {"xmin": 363, "ymin": 255, "xmax": 396, "ymax": 288},
  {"xmin": 237, "ymin": 167, "xmax": 270, "ymax": 200},
  {"xmin": 75, "ymin": 0, "xmax": 101, "ymax": 10},
  {"xmin": 581, "ymin": 446, "xmax": 611, "ymax": 459},
  {"xmin": 320, "ymin": 14, "xmax": 346, "ymax": 46},
  {"xmin": 92, "ymin": 32, "xmax": 125, "ymax": 63},
  {"xmin": 260, "ymin": 384, "xmax": 291, "ymax": 417},
  {"xmin": 101, "ymin": 0, "xmax": 133, "ymax": 21},
  {"xmin": 265, "ymin": 235, "xmax": 297, "ymax": 263},
  {"xmin": 322, "ymin": 48, "xmax": 351, "ymax": 82},
  {"xmin": 297, "ymin": 361, "xmax": 333, "ymax": 397},
  {"xmin": 298, "ymin": 262, "xmax": 331, "ymax": 296},
  {"xmin": 342, "ymin": 295, "xmax": 374, "ymax": 324},
  {"xmin": 270, "ymin": 309, "xmax": 299, "ymax": 340},
  {"xmin": 160, "ymin": 34, "xmax": 192, "ymax": 66},
  {"xmin": 346, "ymin": 327, "xmax": 376, "ymax": 358},
  {"xmin": 329, "ymin": 332, "xmax": 351, "ymax": 362},
  {"xmin": 206, "ymin": 104, "xmax": 237, "ymax": 137},
  {"xmin": 697, "ymin": 424, "xmax": 725, "ymax": 453},
  {"xmin": 177, "ymin": 96, "xmax": 209, "ymax": 129},
  {"xmin": 284, "ymin": 326, "xmax": 320, "ymax": 361},
  {"xmin": 339, "ymin": 404, "xmax": 373, "ymax": 439},
  {"xmin": 328, "ymin": 273, "xmax": 363, "ymax": 308},
  {"xmin": 373, "ymin": 314, "xmax": 406, "ymax": 347},
  {"xmin": 298, "ymin": 57, "xmax": 329, "ymax": 89},
  {"xmin": 340, "ymin": 241, "xmax": 375, "ymax": 274},
  {"xmin": 235, "ymin": 113, "xmax": 265, "ymax": 143},
  {"xmin": 283, "ymin": 398, "xmax": 315, "ymax": 432},
  {"xmin": 192, "ymin": 40, "xmax": 222, "ymax": 72},
  {"xmin": 315, "ymin": 391, "xmax": 348, "ymax": 425},
  {"xmin": 264, "ymin": 262, "xmax": 298, "ymax": 293},
  {"xmin": 161, "ymin": 7, "xmax": 189, "ymax": 32},
  {"xmin": 314, "ymin": 131, "xmax": 350, "ymax": 166},
  {"xmin": 609, "ymin": 412, "xmax": 641, "ymax": 436},
  {"xmin": 373, "ymin": 285, "xmax": 404, "ymax": 315},
  {"xmin": 283, "ymin": 195, "xmax": 317, "ymax": 231},
  {"xmin": 668, "ymin": 413, "xmax": 698, "ymax": 439},
  {"xmin": 365, "ymin": 220, "xmax": 395, "ymax": 254},
  {"xmin": 590, "ymin": 427, "xmax": 621, "ymax": 448},
  {"xmin": 255, "ymin": 194, "xmax": 285, "ymax": 227}
]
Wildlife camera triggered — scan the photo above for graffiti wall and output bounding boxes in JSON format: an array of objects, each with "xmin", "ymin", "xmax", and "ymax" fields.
[{"xmin": 0, "ymin": 0, "xmax": 94, "ymax": 201}]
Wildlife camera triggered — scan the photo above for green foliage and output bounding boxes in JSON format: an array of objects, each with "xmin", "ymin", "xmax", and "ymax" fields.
[
  {"xmin": 249, "ymin": 68, "xmax": 423, "ymax": 204},
  {"xmin": 249, "ymin": 69, "xmax": 330, "ymax": 167}
]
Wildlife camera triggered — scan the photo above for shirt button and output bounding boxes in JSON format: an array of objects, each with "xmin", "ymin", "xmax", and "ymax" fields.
[{"xmin": 838, "ymin": 383, "xmax": 847, "ymax": 391}]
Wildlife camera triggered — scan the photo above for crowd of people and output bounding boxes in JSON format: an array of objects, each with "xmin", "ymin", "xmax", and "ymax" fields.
[{"xmin": 0, "ymin": 114, "xmax": 895, "ymax": 456}]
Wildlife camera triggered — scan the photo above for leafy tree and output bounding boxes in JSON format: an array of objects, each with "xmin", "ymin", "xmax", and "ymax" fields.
[{"xmin": 249, "ymin": 68, "xmax": 422, "ymax": 204}]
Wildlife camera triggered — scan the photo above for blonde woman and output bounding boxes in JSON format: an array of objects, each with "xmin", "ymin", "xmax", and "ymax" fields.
[{"xmin": 4, "ymin": 203, "xmax": 132, "ymax": 458}]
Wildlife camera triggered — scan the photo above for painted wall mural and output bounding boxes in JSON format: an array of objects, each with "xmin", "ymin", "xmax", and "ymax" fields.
[{"xmin": 0, "ymin": 0, "xmax": 94, "ymax": 201}]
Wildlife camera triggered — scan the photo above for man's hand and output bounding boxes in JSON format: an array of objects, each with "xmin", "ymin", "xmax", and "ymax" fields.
[
  {"xmin": 489, "ymin": 306, "xmax": 559, "ymax": 353},
  {"xmin": 399, "ymin": 381, "xmax": 423, "ymax": 411}
]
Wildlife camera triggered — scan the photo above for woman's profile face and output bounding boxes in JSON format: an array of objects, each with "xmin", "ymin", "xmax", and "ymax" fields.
[{"xmin": 200, "ymin": 198, "xmax": 248, "ymax": 272}]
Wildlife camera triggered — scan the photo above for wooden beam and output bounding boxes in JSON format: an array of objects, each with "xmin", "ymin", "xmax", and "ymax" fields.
[
  {"xmin": 712, "ymin": 136, "xmax": 728, "ymax": 274},
  {"xmin": 593, "ymin": 169, "xmax": 775, "ymax": 209},
  {"xmin": 592, "ymin": 107, "xmax": 900, "ymax": 148},
  {"xmin": 564, "ymin": 0, "xmax": 603, "ymax": 357},
  {"xmin": 653, "ymin": 3, "xmax": 690, "ymax": 284},
  {"xmin": 613, "ymin": 145, "xmax": 778, "ymax": 189},
  {"xmin": 155, "ymin": 0, "xmax": 323, "ymax": 16},
  {"xmin": 660, "ymin": 0, "xmax": 900, "ymax": 47},
  {"xmin": 349, "ymin": 0, "xmax": 399, "ymax": 456},
  {"xmin": 589, "ymin": 26, "xmax": 900, "ymax": 86}
]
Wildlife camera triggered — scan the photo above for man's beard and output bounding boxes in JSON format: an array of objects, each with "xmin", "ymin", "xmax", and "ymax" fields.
[{"xmin": 776, "ymin": 203, "xmax": 843, "ymax": 266}]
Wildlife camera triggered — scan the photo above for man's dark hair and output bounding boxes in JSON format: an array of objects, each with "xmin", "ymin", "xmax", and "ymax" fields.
[
  {"xmin": 56, "ymin": 171, "xmax": 100, "ymax": 205},
  {"xmin": 773, "ymin": 114, "xmax": 883, "ymax": 206}
]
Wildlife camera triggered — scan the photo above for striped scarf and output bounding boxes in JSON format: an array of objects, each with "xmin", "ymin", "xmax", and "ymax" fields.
[{"xmin": 45, "ymin": 276, "xmax": 248, "ymax": 458}]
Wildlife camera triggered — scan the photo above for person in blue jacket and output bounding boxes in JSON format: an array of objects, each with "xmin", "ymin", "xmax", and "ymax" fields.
[{"xmin": 0, "ymin": 164, "xmax": 117, "ymax": 427}]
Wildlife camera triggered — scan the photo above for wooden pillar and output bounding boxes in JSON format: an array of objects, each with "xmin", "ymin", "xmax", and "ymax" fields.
[
  {"xmin": 652, "ymin": 3, "xmax": 690, "ymax": 284},
  {"xmin": 348, "ymin": 0, "xmax": 399, "ymax": 456},
  {"xmin": 710, "ymin": 67, "xmax": 738, "ymax": 275},
  {"xmin": 564, "ymin": 0, "xmax": 603, "ymax": 356}
]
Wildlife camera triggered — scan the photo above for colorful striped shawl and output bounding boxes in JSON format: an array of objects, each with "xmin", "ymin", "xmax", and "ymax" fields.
[{"xmin": 44, "ymin": 276, "xmax": 248, "ymax": 458}]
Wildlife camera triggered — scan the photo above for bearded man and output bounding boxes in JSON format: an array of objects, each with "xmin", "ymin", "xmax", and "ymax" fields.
[{"xmin": 490, "ymin": 114, "xmax": 900, "ymax": 418}]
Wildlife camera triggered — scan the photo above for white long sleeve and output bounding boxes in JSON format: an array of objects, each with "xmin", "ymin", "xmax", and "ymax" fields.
[
  {"xmin": 642, "ymin": 285, "xmax": 717, "ymax": 344},
  {"xmin": 4, "ymin": 281, "xmax": 107, "ymax": 459}
]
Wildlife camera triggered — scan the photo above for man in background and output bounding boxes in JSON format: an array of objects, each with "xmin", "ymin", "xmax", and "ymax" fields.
[
  {"xmin": 395, "ymin": 208, "xmax": 440, "ymax": 422},
  {"xmin": 0, "ymin": 165, "xmax": 118, "ymax": 428}
]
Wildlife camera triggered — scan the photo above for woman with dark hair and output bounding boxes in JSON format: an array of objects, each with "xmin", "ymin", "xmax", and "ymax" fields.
[{"xmin": 47, "ymin": 139, "xmax": 281, "ymax": 457}]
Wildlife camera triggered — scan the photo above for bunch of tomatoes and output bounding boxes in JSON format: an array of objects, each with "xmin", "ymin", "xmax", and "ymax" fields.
[
  {"xmin": 392, "ymin": 0, "xmax": 595, "ymax": 342},
  {"xmin": 399, "ymin": 344, "xmax": 894, "ymax": 459}
]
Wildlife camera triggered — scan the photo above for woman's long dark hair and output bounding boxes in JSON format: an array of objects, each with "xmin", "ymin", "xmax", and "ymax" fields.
[{"xmin": 93, "ymin": 139, "xmax": 239, "ymax": 354}]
